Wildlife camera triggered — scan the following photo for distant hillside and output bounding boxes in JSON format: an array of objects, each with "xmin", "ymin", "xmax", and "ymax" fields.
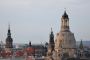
[{"xmin": 76, "ymin": 41, "xmax": 90, "ymax": 47}]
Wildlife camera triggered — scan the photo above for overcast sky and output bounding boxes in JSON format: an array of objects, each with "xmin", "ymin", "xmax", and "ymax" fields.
[{"xmin": 0, "ymin": 0, "xmax": 90, "ymax": 44}]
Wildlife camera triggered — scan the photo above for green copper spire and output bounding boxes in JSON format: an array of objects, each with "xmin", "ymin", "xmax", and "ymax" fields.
[{"xmin": 79, "ymin": 40, "xmax": 84, "ymax": 49}]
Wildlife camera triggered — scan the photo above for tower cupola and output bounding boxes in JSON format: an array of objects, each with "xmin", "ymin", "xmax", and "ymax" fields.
[
  {"xmin": 62, "ymin": 11, "xmax": 69, "ymax": 19},
  {"xmin": 61, "ymin": 11, "xmax": 70, "ymax": 32}
]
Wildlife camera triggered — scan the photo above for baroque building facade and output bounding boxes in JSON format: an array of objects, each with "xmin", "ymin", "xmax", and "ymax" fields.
[
  {"xmin": 55, "ymin": 11, "xmax": 76, "ymax": 58},
  {"xmin": 46, "ymin": 11, "xmax": 76, "ymax": 60}
]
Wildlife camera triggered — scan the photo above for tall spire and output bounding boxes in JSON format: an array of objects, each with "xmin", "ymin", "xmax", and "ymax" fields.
[
  {"xmin": 50, "ymin": 27, "xmax": 54, "ymax": 39},
  {"xmin": 6, "ymin": 23, "xmax": 13, "ymax": 48},
  {"xmin": 7, "ymin": 24, "xmax": 11, "ymax": 37},
  {"xmin": 8, "ymin": 23, "xmax": 10, "ymax": 30},
  {"xmin": 51, "ymin": 27, "xmax": 53, "ymax": 33},
  {"xmin": 48, "ymin": 28, "xmax": 54, "ymax": 52},
  {"xmin": 29, "ymin": 41, "xmax": 32, "ymax": 47},
  {"xmin": 79, "ymin": 40, "xmax": 84, "ymax": 50}
]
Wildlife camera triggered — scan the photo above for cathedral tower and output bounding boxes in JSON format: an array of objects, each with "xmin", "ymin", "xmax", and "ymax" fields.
[{"xmin": 5, "ymin": 24, "xmax": 13, "ymax": 49}]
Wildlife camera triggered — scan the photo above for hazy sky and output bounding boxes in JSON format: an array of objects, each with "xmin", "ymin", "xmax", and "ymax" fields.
[{"xmin": 0, "ymin": 0, "xmax": 90, "ymax": 44}]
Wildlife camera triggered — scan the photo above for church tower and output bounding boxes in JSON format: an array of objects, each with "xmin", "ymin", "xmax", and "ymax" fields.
[
  {"xmin": 78, "ymin": 40, "xmax": 85, "ymax": 57},
  {"xmin": 55, "ymin": 11, "xmax": 76, "ymax": 58},
  {"xmin": 79, "ymin": 40, "xmax": 83, "ymax": 50},
  {"xmin": 47, "ymin": 28, "xmax": 54, "ymax": 56},
  {"xmin": 5, "ymin": 24, "xmax": 13, "ymax": 49},
  {"xmin": 49, "ymin": 28, "xmax": 54, "ymax": 52}
]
